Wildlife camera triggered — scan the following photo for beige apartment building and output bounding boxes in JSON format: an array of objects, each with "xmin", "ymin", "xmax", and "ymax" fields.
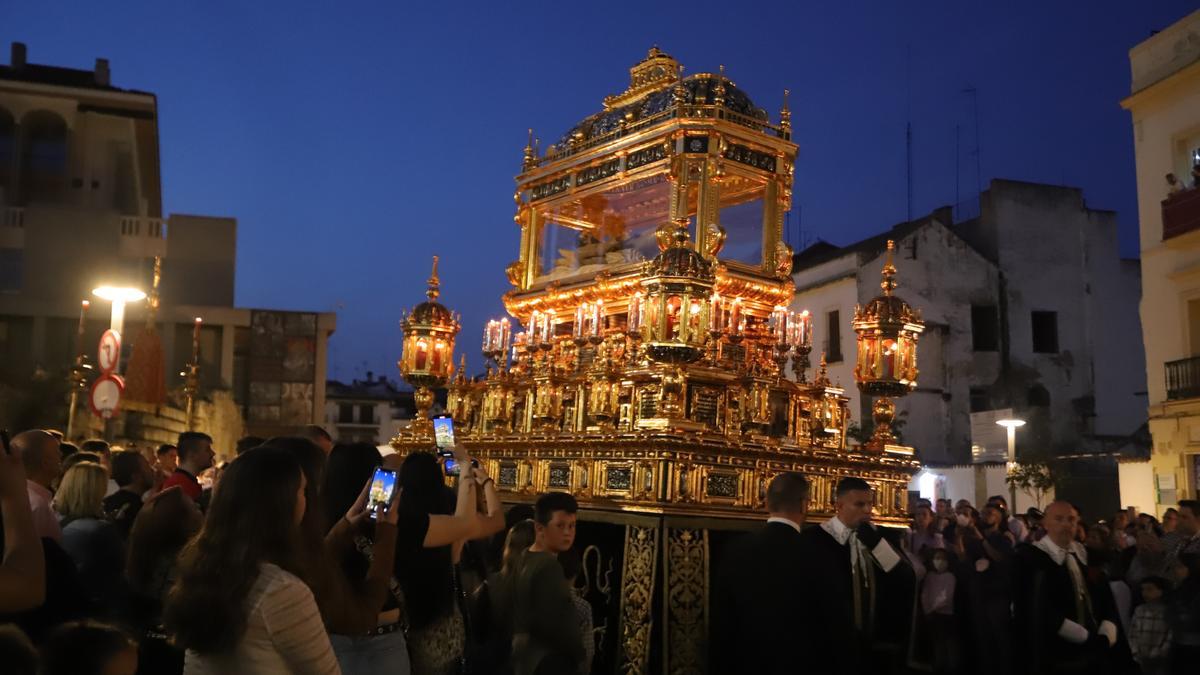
[
  {"xmin": 1121, "ymin": 9, "xmax": 1200, "ymax": 513},
  {"xmin": 0, "ymin": 43, "xmax": 335, "ymax": 439}
]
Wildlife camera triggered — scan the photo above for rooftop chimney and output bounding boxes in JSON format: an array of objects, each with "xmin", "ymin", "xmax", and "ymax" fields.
[
  {"xmin": 366, "ymin": 370, "xmax": 374, "ymax": 383},
  {"xmin": 11, "ymin": 42, "xmax": 26, "ymax": 69},
  {"xmin": 94, "ymin": 58, "xmax": 110, "ymax": 86}
]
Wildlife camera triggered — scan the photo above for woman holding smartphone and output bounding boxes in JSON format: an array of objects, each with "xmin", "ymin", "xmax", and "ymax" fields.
[{"xmin": 394, "ymin": 444, "xmax": 504, "ymax": 675}]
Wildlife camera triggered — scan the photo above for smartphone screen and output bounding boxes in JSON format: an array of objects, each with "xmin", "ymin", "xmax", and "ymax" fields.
[
  {"xmin": 443, "ymin": 457, "xmax": 461, "ymax": 477},
  {"xmin": 433, "ymin": 416, "xmax": 455, "ymax": 455},
  {"xmin": 367, "ymin": 467, "xmax": 397, "ymax": 520}
]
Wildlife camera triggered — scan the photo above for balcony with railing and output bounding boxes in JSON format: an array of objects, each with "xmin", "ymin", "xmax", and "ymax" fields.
[
  {"xmin": 118, "ymin": 215, "xmax": 166, "ymax": 257},
  {"xmin": 1162, "ymin": 188, "xmax": 1200, "ymax": 242},
  {"xmin": 1165, "ymin": 356, "xmax": 1200, "ymax": 400}
]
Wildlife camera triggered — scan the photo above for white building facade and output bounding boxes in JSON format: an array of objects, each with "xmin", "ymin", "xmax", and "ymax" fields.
[
  {"xmin": 1120, "ymin": 8, "xmax": 1200, "ymax": 514},
  {"xmin": 793, "ymin": 180, "xmax": 1146, "ymax": 487}
]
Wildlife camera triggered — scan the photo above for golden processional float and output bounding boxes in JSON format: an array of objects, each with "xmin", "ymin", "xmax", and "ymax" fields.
[{"xmin": 393, "ymin": 48, "xmax": 924, "ymax": 675}]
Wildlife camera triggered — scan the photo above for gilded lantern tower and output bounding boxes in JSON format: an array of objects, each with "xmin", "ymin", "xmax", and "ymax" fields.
[{"xmin": 394, "ymin": 49, "xmax": 922, "ymax": 675}]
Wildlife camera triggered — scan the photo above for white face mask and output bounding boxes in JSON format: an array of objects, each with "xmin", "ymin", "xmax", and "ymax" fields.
[{"xmin": 933, "ymin": 559, "xmax": 949, "ymax": 572}]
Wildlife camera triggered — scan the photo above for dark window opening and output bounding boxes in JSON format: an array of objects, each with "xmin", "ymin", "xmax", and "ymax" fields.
[
  {"xmin": 1028, "ymin": 385, "xmax": 1051, "ymax": 408},
  {"xmin": 359, "ymin": 404, "xmax": 375, "ymax": 425},
  {"xmin": 1031, "ymin": 311, "xmax": 1059, "ymax": 353},
  {"xmin": 826, "ymin": 310, "xmax": 843, "ymax": 363},
  {"xmin": 969, "ymin": 387, "xmax": 989, "ymax": 413},
  {"xmin": 339, "ymin": 403, "xmax": 354, "ymax": 424},
  {"xmin": 971, "ymin": 305, "xmax": 999, "ymax": 352}
]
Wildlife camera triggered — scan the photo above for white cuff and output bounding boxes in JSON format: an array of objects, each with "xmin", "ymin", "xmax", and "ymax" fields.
[
  {"xmin": 1057, "ymin": 619, "xmax": 1089, "ymax": 644},
  {"xmin": 872, "ymin": 539, "xmax": 901, "ymax": 572},
  {"xmin": 1098, "ymin": 620, "xmax": 1117, "ymax": 647}
]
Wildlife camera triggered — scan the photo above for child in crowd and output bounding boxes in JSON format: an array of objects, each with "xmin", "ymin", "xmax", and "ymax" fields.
[
  {"xmin": 920, "ymin": 548, "xmax": 960, "ymax": 675},
  {"xmin": 1130, "ymin": 576, "xmax": 1172, "ymax": 675}
]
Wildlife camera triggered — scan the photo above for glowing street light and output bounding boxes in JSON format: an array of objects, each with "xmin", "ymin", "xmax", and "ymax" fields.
[
  {"xmin": 92, "ymin": 285, "xmax": 147, "ymax": 336},
  {"xmin": 996, "ymin": 418, "xmax": 1026, "ymax": 510}
]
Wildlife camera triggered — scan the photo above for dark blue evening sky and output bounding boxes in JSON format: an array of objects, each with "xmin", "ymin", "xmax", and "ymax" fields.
[{"xmin": 3, "ymin": 1, "xmax": 1192, "ymax": 382}]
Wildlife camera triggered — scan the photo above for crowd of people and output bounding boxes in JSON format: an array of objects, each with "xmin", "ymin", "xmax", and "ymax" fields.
[
  {"xmin": 0, "ymin": 425, "xmax": 593, "ymax": 675},
  {"xmin": 712, "ymin": 473, "xmax": 1200, "ymax": 675},
  {"xmin": 2, "ymin": 422, "xmax": 1198, "ymax": 674}
]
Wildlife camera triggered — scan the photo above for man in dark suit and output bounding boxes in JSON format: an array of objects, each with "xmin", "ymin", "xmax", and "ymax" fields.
[
  {"xmin": 796, "ymin": 476, "xmax": 916, "ymax": 675},
  {"xmin": 710, "ymin": 472, "xmax": 810, "ymax": 675},
  {"xmin": 1013, "ymin": 500, "xmax": 1123, "ymax": 674}
]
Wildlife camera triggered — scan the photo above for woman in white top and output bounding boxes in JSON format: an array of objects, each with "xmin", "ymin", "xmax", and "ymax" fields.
[{"xmin": 164, "ymin": 446, "xmax": 340, "ymax": 675}]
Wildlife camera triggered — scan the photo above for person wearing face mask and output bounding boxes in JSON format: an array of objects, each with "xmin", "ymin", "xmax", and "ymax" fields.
[
  {"xmin": 797, "ymin": 476, "xmax": 917, "ymax": 674},
  {"xmin": 920, "ymin": 548, "xmax": 960, "ymax": 675},
  {"xmin": 1013, "ymin": 501, "xmax": 1129, "ymax": 675}
]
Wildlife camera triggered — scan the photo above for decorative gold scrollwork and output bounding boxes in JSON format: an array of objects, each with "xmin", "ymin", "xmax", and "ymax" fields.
[
  {"xmin": 619, "ymin": 525, "xmax": 659, "ymax": 675},
  {"xmin": 665, "ymin": 529, "xmax": 708, "ymax": 675}
]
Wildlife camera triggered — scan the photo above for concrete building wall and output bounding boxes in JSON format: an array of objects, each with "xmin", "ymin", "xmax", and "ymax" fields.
[{"xmin": 163, "ymin": 214, "xmax": 236, "ymax": 307}]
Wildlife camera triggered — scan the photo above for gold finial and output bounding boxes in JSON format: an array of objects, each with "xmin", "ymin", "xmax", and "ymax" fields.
[
  {"xmin": 714, "ymin": 65, "xmax": 727, "ymax": 106},
  {"xmin": 881, "ymin": 240, "xmax": 898, "ymax": 296},
  {"xmin": 522, "ymin": 128, "xmax": 535, "ymax": 169},
  {"xmin": 427, "ymin": 256, "xmax": 441, "ymax": 301},
  {"xmin": 780, "ymin": 89, "xmax": 792, "ymax": 130},
  {"xmin": 814, "ymin": 352, "xmax": 830, "ymax": 386},
  {"xmin": 672, "ymin": 65, "xmax": 688, "ymax": 105}
]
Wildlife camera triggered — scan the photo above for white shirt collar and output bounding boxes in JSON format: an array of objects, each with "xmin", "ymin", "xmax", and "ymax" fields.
[
  {"xmin": 1034, "ymin": 536, "xmax": 1088, "ymax": 566},
  {"xmin": 766, "ymin": 516, "xmax": 802, "ymax": 534},
  {"xmin": 820, "ymin": 516, "xmax": 854, "ymax": 545}
]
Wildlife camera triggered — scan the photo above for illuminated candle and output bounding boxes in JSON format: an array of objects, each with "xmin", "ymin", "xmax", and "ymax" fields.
[
  {"xmin": 482, "ymin": 320, "xmax": 493, "ymax": 353},
  {"xmin": 727, "ymin": 298, "xmax": 742, "ymax": 334},
  {"xmin": 415, "ymin": 338, "xmax": 428, "ymax": 370},
  {"xmin": 628, "ymin": 293, "xmax": 642, "ymax": 332},
  {"xmin": 75, "ymin": 300, "xmax": 90, "ymax": 358},
  {"xmin": 543, "ymin": 309, "xmax": 556, "ymax": 343},
  {"xmin": 770, "ymin": 306, "xmax": 789, "ymax": 343},
  {"xmin": 192, "ymin": 317, "xmax": 202, "ymax": 364},
  {"xmin": 709, "ymin": 293, "xmax": 722, "ymax": 332},
  {"xmin": 499, "ymin": 318, "xmax": 511, "ymax": 354},
  {"xmin": 529, "ymin": 310, "xmax": 541, "ymax": 344},
  {"xmin": 574, "ymin": 304, "xmax": 586, "ymax": 339},
  {"xmin": 799, "ymin": 310, "xmax": 811, "ymax": 346},
  {"xmin": 591, "ymin": 300, "xmax": 603, "ymax": 338}
]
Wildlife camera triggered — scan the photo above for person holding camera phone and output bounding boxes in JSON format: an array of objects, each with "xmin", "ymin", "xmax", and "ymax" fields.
[
  {"xmin": 795, "ymin": 476, "xmax": 918, "ymax": 674},
  {"xmin": 393, "ymin": 443, "xmax": 504, "ymax": 675}
]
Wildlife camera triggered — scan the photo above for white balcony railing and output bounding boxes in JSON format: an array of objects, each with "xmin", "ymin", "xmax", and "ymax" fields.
[{"xmin": 120, "ymin": 215, "xmax": 165, "ymax": 238}]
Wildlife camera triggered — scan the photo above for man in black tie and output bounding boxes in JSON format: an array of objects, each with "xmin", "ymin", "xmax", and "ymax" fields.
[
  {"xmin": 1013, "ymin": 500, "xmax": 1123, "ymax": 674},
  {"xmin": 796, "ymin": 476, "xmax": 916, "ymax": 675},
  {"xmin": 710, "ymin": 472, "xmax": 810, "ymax": 675}
]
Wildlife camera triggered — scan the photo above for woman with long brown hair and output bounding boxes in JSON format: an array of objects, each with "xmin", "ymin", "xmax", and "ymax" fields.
[
  {"xmin": 124, "ymin": 486, "xmax": 202, "ymax": 675},
  {"xmin": 163, "ymin": 446, "xmax": 339, "ymax": 674}
]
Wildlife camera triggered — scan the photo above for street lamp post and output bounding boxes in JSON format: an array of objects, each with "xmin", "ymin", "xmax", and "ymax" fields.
[
  {"xmin": 996, "ymin": 418, "xmax": 1026, "ymax": 512},
  {"xmin": 92, "ymin": 286, "xmax": 147, "ymax": 338}
]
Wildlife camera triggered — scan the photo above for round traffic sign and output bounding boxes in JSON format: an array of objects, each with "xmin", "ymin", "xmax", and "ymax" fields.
[
  {"xmin": 88, "ymin": 373, "xmax": 124, "ymax": 419},
  {"xmin": 97, "ymin": 329, "xmax": 122, "ymax": 374}
]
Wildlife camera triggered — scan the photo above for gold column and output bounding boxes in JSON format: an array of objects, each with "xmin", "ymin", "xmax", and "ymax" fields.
[
  {"xmin": 663, "ymin": 528, "xmax": 708, "ymax": 675},
  {"xmin": 521, "ymin": 207, "xmax": 542, "ymax": 289},
  {"xmin": 694, "ymin": 144, "xmax": 721, "ymax": 256},
  {"xmin": 760, "ymin": 178, "xmax": 780, "ymax": 273},
  {"xmin": 619, "ymin": 524, "xmax": 660, "ymax": 675}
]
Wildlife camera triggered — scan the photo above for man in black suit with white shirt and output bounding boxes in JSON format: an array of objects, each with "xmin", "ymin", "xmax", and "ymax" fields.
[
  {"xmin": 1013, "ymin": 500, "xmax": 1125, "ymax": 674},
  {"xmin": 796, "ymin": 476, "xmax": 917, "ymax": 675},
  {"xmin": 710, "ymin": 472, "xmax": 810, "ymax": 675}
]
